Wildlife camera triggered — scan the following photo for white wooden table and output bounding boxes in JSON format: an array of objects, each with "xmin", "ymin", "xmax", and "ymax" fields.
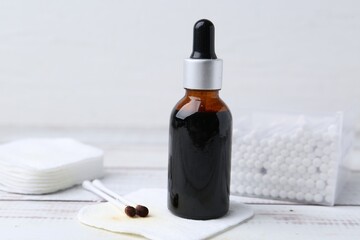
[{"xmin": 1, "ymin": 128, "xmax": 360, "ymax": 240}]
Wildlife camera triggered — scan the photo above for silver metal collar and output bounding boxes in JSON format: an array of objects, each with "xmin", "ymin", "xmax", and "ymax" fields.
[{"xmin": 183, "ymin": 59, "xmax": 223, "ymax": 90}]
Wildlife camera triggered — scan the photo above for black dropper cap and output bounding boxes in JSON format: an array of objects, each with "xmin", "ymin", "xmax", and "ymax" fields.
[{"xmin": 190, "ymin": 19, "xmax": 217, "ymax": 59}]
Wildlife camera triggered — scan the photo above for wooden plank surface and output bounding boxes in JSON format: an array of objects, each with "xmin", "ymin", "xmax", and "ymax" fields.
[
  {"xmin": 0, "ymin": 168, "xmax": 360, "ymax": 239},
  {"xmin": 1, "ymin": 199, "xmax": 359, "ymax": 240},
  {"xmin": 1, "ymin": 168, "xmax": 359, "ymax": 205},
  {"xmin": 0, "ymin": 132, "xmax": 359, "ymax": 239}
]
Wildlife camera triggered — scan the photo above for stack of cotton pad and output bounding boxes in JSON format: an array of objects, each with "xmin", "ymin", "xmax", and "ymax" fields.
[
  {"xmin": 231, "ymin": 111, "xmax": 354, "ymax": 205},
  {"xmin": 0, "ymin": 138, "xmax": 104, "ymax": 194}
]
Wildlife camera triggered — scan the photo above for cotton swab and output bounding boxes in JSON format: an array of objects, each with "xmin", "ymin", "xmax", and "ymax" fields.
[
  {"xmin": 92, "ymin": 179, "xmax": 149, "ymax": 217},
  {"xmin": 82, "ymin": 181, "xmax": 136, "ymax": 217}
]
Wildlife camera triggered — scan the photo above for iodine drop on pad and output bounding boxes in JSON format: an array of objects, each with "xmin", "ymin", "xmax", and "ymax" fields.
[{"xmin": 0, "ymin": 138, "xmax": 104, "ymax": 194}]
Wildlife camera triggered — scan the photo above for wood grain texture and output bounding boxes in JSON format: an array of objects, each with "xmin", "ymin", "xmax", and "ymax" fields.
[
  {"xmin": 0, "ymin": 167, "xmax": 359, "ymax": 204},
  {"xmin": 0, "ymin": 168, "xmax": 359, "ymax": 240},
  {"xmin": 0, "ymin": 200, "xmax": 359, "ymax": 240},
  {"xmin": 217, "ymin": 205, "xmax": 360, "ymax": 240},
  {"xmin": 0, "ymin": 132, "xmax": 359, "ymax": 239}
]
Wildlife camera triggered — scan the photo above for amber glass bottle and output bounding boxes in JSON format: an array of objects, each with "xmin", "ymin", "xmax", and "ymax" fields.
[{"xmin": 168, "ymin": 19, "xmax": 232, "ymax": 220}]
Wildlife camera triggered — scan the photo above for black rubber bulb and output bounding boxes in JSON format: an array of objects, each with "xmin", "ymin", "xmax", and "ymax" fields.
[{"xmin": 190, "ymin": 19, "xmax": 217, "ymax": 59}]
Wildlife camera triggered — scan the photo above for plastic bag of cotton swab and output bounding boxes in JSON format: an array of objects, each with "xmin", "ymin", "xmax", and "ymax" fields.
[{"xmin": 230, "ymin": 110, "xmax": 355, "ymax": 206}]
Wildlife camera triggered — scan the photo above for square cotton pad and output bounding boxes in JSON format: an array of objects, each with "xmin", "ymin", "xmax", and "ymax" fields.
[
  {"xmin": 0, "ymin": 138, "xmax": 104, "ymax": 194},
  {"xmin": 78, "ymin": 188, "xmax": 254, "ymax": 240}
]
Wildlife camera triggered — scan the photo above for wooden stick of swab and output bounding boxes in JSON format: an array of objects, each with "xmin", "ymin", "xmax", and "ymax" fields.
[
  {"xmin": 82, "ymin": 181, "xmax": 136, "ymax": 217},
  {"xmin": 92, "ymin": 179, "xmax": 149, "ymax": 217}
]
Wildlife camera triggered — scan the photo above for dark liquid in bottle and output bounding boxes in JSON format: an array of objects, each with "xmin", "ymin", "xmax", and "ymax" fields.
[{"xmin": 168, "ymin": 110, "xmax": 232, "ymax": 220}]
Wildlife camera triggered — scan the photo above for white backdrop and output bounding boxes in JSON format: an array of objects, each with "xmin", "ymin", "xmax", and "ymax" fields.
[{"xmin": 1, "ymin": 0, "xmax": 359, "ymax": 130}]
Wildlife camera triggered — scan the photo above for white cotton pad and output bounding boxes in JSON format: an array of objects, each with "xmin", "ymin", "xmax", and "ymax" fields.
[
  {"xmin": 0, "ymin": 138, "xmax": 104, "ymax": 194},
  {"xmin": 78, "ymin": 189, "xmax": 254, "ymax": 240}
]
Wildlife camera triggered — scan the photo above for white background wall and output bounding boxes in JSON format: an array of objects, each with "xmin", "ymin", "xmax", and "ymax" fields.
[{"xmin": 1, "ymin": 0, "xmax": 359, "ymax": 131}]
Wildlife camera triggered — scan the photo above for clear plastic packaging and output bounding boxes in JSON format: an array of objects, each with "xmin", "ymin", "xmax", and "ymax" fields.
[{"xmin": 230, "ymin": 110, "xmax": 354, "ymax": 205}]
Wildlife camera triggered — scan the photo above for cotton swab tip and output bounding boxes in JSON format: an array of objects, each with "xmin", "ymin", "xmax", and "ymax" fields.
[
  {"xmin": 136, "ymin": 205, "xmax": 149, "ymax": 217},
  {"xmin": 125, "ymin": 206, "xmax": 136, "ymax": 217}
]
